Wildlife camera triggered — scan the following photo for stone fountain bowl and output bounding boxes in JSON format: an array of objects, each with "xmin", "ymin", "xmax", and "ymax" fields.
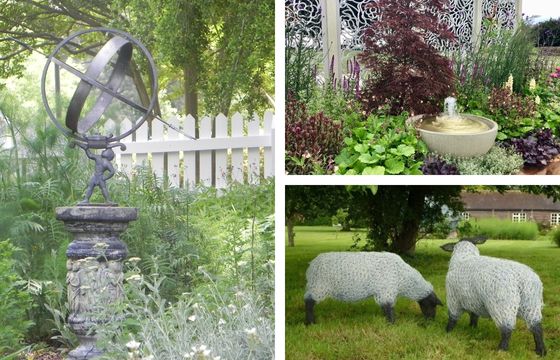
[{"xmin": 407, "ymin": 113, "xmax": 498, "ymax": 157}]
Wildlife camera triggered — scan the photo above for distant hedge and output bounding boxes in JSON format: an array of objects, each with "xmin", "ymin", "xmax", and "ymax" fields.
[{"xmin": 468, "ymin": 218, "xmax": 539, "ymax": 240}]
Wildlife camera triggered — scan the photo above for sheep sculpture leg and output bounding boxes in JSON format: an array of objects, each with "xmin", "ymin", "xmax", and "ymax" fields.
[
  {"xmin": 530, "ymin": 323, "xmax": 547, "ymax": 356},
  {"xmin": 469, "ymin": 312, "xmax": 478, "ymax": 327},
  {"xmin": 304, "ymin": 298, "xmax": 316, "ymax": 325},
  {"xmin": 381, "ymin": 304, "xmax": 395, "ymax": 324},
  {"xmin": 498, "ymin": 327, "xmax": 513, "ymax": 351}
]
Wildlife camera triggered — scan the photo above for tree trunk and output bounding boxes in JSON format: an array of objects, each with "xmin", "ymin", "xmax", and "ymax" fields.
[
  {"xmin": 287, "ymin": 215, "xmax": 296, "ymax": 247},
  {"xmin": 183, "ymin": 64, "xmax": 199, "ymax": 183},
  {"xmin": 393, "ymin": 188, "xmax": 427, "ymax": 255}
]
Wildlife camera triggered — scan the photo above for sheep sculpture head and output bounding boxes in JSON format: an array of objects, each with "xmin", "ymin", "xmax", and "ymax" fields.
[{"xmin": 440, "ymin": 236, "xmax": 487, "ymax": 253}]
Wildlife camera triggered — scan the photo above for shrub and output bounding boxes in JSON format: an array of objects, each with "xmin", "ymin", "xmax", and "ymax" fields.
[
  {"xmin": 441, "ymin": 146, "xmax": 524, "ymax": 175},
  {"xmin": 466, "ymin": 218, "xmax": 538, "ymax": 240},
  {"xmin": 487, "ymin": 87, "xmax": 537, "ymax": 139},
  {"xmin": 0, "ymin": 240, "xmax": 34, "ymax": 355},
  {"xmin": 421, "ymin": 155, "xmax": 459, "ymax": 175},
  {"xmin": 359, "ymin": 0, "xmax": 455, "ymax": 115},
  {"xmin": 335, "ymin": 113, "xmax": 428, "ymax": 175},
  {"xmin": 503, "ymin": 128, "xmax": 560, "ymax": 168},
  {"xmin": 285, "ymin": 95, "xmax": 344, "ymax": 174},
  {"xmin": 551, "ymin": 227, "xmax": 560, "ymax": 247}
]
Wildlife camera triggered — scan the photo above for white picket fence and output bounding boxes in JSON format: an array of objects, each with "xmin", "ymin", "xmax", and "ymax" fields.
[{"xmin": 109, "ymin": 111, "xmax": 274, "ymax": 189}]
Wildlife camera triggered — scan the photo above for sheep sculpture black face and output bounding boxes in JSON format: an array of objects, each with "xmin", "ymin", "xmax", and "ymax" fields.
[
  {"xmin": 441, "ymin": 236, "xmax": 547, "ymax": 357},
  {"xmin": 304, "ymin": 252, "xmax": 442, "ymax": 325}
]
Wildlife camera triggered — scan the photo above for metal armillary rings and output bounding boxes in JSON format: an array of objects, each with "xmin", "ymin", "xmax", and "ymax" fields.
[{"xmin": 41, "ymin": 28, "xmax": 158, "ymax": 204}]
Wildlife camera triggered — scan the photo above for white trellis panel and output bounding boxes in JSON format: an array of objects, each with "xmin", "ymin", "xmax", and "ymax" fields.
[
  {"xmin": 263, "ymin": 111, "xmax": 274, "ymax": 178},
  {"xmin": 184, "ymin": 115, "xmax": 197, "ymax": 189},
  {"xmin": 166, "ymin": 116, "xmax": 183, "ymax": 187},
  {"xmin": 134, "ymin": 119, "xmax": 148, "ymax": 167},
  {"xmin": 116, "ymin": 112, "xmax": 274, "ymax": 189},
  {"xmin": 199, "ymin": 116, "xmax": 213, "ymax": 187},
  {"xmin": 150, "ymin": 119, "xmax": 165, "ymax": 181},
  {"xmin": 118, "ymin": 118, "xmax": 133, "ymax": 175},
  {"xmin": 247, "ymin": 116, "xmax": 260, "ymax": 185},
  {"xmin": 231, "ymin": 113, "xmax": 244, "ymax": 183},
  {"xmin": 215, "ymin": 114, "xmax": 228, "ymax": 188}
]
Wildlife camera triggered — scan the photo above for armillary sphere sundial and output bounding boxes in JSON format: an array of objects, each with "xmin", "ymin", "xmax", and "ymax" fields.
[
  {"xmin": 41, "ymin": 27, "xmax": 158, "ymax": 205},
  {"xmin": 42, "ymin": 28, "xmax": 160, "ymax": 359}
]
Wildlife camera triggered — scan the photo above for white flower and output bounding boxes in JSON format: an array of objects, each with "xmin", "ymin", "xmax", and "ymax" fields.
[
  {"xmin": 126, "ymin": 340, "xmax": 141, "ymax": 351},
  {"xmin": 183, "ymin": 345, "xmax": 214, "ymax": 359},
  {"xmin": 126, "ymin": 274, "xmax": 142, "ymax": 282},
  {"xmin": 237, "ymin": 260, "xmax": 247, "ymax": 267},
  {"xmin": 529, "ymin": 78, "xmax": 537, "ymax": 91},
  {"xmin": 192, "ymin": 302, "xmax": 200, "ymax": 309},
  {"xmin": 504, "ymin": 74, "xmax": 513, "ymax": 93},
  {"xmin": 245, "ymin": 327, "xmax": 257, "ymax": 336},
  {"xmin": 535, "ymin": 95, "xmax": 541, "ymax": 105},
  {"xmin": 227, "ymin": 304, "xmax": 237, "ymax": 313},
  {"xmin": 127, "ymin": 257, "xmax": 141, "ymax": 263},
  {"xmin": 188, "ymin": 315, "xmax": 197, "ymax": 321},
  {"xmin": 218, "ymin": 318, "xmax": 226, "ymax": 325}
]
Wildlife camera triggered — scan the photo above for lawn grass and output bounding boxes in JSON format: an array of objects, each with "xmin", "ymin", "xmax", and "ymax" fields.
[{"xmin": 285, "ymin": 226, "xmax": 560, "ymax": 360}]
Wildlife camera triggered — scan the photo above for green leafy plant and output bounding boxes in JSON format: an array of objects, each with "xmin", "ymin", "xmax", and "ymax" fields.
[
  {"xmin": 335, "ymin": 114, "xmax": 428, "ymax": 175},
  {"xmin": 551, "ymin": 227, "xmax": 560, "ymax": 247},
  {"xmin": 0, "ymin": 240, "xmax": 34, "ymax": 355},
  {"xmin": 441, "ymin": 146, "xmax": 524, "ymax": 175}
]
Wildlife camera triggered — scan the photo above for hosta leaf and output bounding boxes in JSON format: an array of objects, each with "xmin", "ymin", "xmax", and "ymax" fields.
[
  {"xmin": 384, "ymin": 158, "xmax": 405, "ymax": 174},
  {"xmin": 358, "ymin": 153, "xmax": 378, "ymax": 164},
  {"xmin": 362, "ymin": 166, "xmax": 385, "ymax": 175}
]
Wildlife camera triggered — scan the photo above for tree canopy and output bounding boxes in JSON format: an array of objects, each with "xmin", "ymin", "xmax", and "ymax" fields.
[{"xmin": 0, "ymin": 0, "xmax": 274, "ymax": 119}]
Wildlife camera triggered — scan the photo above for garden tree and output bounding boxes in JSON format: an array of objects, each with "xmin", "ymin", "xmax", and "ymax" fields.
[
  {"xmin": 0, "ymin": 0, "xmax": 274, "ymax": 120},
  {"xmin": 350, "ymin": 186, "xmax": 464, "ymax": 255},
  {"xmin": 359, "ymin": 0, "xmax": 456, "ymax": 115},
  {"xmin": 285, "ymin": 186, "xmax": 349, "ymax": 247},
  {"xmin": 534, "ymin": 18, "xmax": 560, "ymax": 47}
]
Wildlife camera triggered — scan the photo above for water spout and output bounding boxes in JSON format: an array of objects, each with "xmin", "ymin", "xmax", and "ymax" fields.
[{"xmin": 444, "ymin": 97, "xmax": 457, "ymax": 118}]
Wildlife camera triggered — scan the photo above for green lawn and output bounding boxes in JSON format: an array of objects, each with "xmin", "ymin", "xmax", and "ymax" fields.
[{"xmin": 285, "ymin": 226, "xmax": 560, "ymax": 360}]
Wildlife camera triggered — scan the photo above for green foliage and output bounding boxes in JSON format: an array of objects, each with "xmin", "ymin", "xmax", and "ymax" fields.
[
  {"xmin": 453, "ymin": 21, "xmax": 545, "ymax": 96},
  {"xmin": 466, "ymin": 218, "xmax": 539, "ymax": 240},
  {"xmin": 0, "ymin": 240, "xmax": 34, "ymax": 355},
  {"xmin": 534, "ymin": 18, "xmax": 560, "ymax": 47},
  {"xmin": 348, "ymin": 186, "xmax": 464, "ymax": 254},
  {"xmin": 285, "ymin": 227, "xmax": 559, "ymax": 359},
  {"xmin": 550, "ymin": 227, "xmax": 560, "ymax": 247},
  {"xmin": 285, "ymin": 25, "xmax": 319, "ymax": 103},
  {"xmin": 96, "ymin": 264, "xmax": 274, "ymax": 359},
  {"xmin": 441, "ymin": 146, "xmax": 524, "ymax": 175},
  {"xmin": 335, "ymin": 114, "xmax": 428, "ymax": 175}
]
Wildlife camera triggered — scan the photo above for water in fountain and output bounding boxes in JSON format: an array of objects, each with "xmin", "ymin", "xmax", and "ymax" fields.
[{"xmin": 417, "ymin": 96, "xmax": 489, "ymax": 134}]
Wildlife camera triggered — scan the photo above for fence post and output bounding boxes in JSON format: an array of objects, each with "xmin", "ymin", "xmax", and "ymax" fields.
[
  {"xmin": 515, "ymin": 0, "xmax": 523, "ymax": 26},
  {"xmin": 321, "ymin": 0, "xmax": 341, "ymax": 81}
]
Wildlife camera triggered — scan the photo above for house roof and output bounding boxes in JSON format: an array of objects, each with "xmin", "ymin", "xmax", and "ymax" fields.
[{"xmin": 461, "ymin": 191, "xmax": 560, "ymax": 212}]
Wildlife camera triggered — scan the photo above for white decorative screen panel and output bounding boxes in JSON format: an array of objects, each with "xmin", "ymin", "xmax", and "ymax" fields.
[
  {"xmin": 339, "ymin": 0, "xmax": 381, "ymax": 49},
  {"xmin": 285, "ymin": 0, "xmax": 323, "ymax": 49},
  {"xmin": 286, "ymin": 0, "xmax": 519, "ymax": 51}
]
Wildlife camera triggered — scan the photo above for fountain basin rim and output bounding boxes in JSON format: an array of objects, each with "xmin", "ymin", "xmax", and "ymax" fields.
[{"xmin": 407, "ymin": 113, "xmax": 498, "ymax": 136}]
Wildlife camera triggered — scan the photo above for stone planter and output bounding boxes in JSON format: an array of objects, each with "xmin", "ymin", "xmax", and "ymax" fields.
[
  {"xmin": 56, "ymin": 206, "xmax": 137, "ymax": 360},
  {"xmin": 407, "ymin": 114, "xmax": 498, "ymax": 157}
]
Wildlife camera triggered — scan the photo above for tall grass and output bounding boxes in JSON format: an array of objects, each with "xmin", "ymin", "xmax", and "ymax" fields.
[
  {"xmin": 551, "ymin": 227, "xmax": 560, "ymax": 247},
  {"xmin": 469, "ymin": 217, "xmax": 539, "ymax": 240},
  {"xmin": 452, "ymin": 21, "xmax": 549, "ymax": 96}
]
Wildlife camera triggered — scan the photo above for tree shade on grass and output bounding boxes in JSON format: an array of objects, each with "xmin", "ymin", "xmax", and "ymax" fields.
[{"xmin": 285, "ymin": 226, "xmax": 560, "ymax": 360}]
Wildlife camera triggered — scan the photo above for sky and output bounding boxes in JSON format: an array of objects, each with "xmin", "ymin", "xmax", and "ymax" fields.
[{"xmin": 522, "ymin": 0, "xmax": 560, "ymax": 22}]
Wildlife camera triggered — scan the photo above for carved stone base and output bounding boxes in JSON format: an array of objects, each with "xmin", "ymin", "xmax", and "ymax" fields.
[{"xmin": 56, "ymin": 206, "xmax": 137, "ymax": 359}]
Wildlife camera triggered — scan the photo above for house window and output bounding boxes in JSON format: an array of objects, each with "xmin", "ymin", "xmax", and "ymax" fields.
[
  {"xmin": 551, "ymin": 213, "xmax": 560, "ymax": 226},
  {"xmin": 512, "ymin": 212, "xmax": 527, "ymax": 223},
  {"xmin": 461, "ymin": 212, "xmax": 470, "ymax": 221}
]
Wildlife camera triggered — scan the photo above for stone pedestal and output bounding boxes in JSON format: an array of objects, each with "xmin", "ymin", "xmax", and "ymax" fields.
[{"xmin": 56, "ymin": 206, "xmax": 137, "ymax": 360}]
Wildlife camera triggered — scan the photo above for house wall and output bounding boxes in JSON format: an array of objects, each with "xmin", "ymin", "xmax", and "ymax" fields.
[{"xmin": 467, "ymin": 210, "xmax": 558, "ymax": 225}]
